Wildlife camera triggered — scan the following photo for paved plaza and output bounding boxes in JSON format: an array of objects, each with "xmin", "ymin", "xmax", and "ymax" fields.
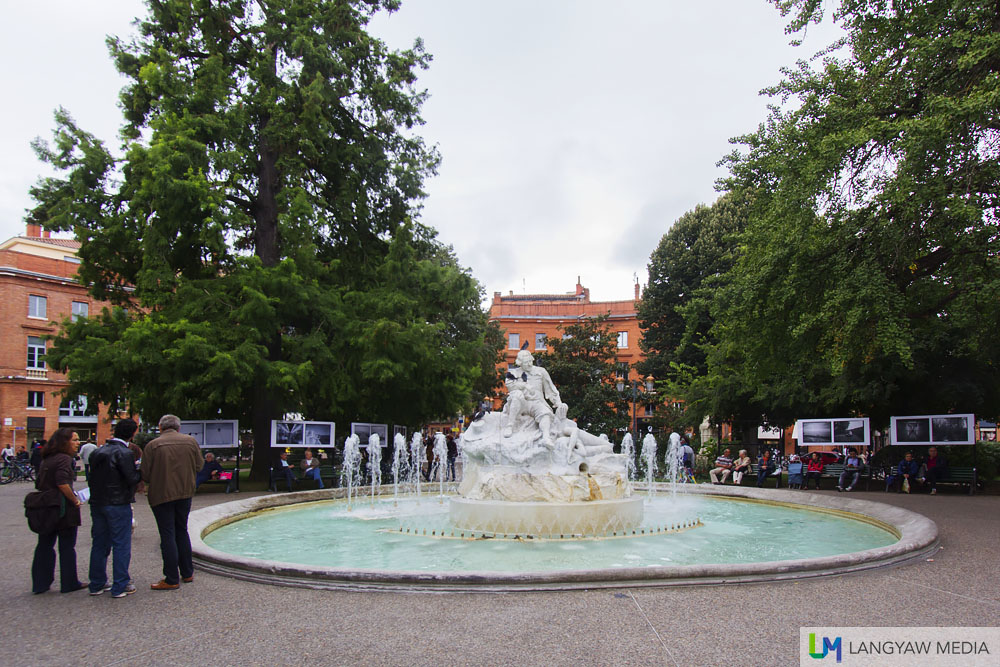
[{"xmin": 1, "ymin": 481, "xmax": 997, "ymax": 666}]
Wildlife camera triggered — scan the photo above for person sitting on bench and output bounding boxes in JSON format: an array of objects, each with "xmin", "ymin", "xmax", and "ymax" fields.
[
  {"xmin": 921, "ymin": 446, "xmax": 948, "ymax": 495},
  {"xmin": 731, "ymin": 449, "xmax": 752, "ymax": 485},
  {"xmin": 886, "ymin": 452, "xmax": 919, "ymax": 492},
  {"xmin": 195, "ymin": 451, "xmax": 225, "ymax": 488},
  {"xmin": 805, "ymin": 452, "xmax": 824, "ymax": 490},
  {"xmin": 276, "ymin": 451, "xmax": 297, "ymax": 491},
  {"xmin": 756, "ymin": 449, "xmax": 776, "ymax": 487},
  {"xmin": 300, "ymin": 448, "xmax": 324, "ymax": 489},
  {"xmin": 710, "ymin": 448, "xmax": 733, "ymax": 484},
  {"xmin": 837, "ymin": 448, "xmax": 862, "ymax": 492}
]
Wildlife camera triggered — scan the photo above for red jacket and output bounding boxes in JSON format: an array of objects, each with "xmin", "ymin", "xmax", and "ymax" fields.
[{"xmin": 807, "ymin": 460, "xmax": 824, "ymax": 473}]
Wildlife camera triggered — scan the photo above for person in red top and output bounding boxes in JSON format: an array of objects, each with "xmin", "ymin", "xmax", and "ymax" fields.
[
  {"xmin": 922, "ymin": 446, "xmax": 948, "ymax": 495},
  {"xmin": 805, "ymin": 452, "xmax": 825, "ymax": 490}
]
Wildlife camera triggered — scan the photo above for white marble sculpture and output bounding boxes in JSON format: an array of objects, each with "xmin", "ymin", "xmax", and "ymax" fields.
[{"xmin": 458, "ymin": 347, "xmax": 629, "ymax": 503}]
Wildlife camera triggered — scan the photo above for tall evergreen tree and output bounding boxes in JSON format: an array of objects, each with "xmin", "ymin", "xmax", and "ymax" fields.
[{"xmin": 29, "ymin": 0, "xmax": 494, "ymax": 479}]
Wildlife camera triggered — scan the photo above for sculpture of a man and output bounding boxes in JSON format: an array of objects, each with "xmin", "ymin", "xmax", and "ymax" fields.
[{"xmin": 503, "ymin": 347, "xmax": 561, "ymax": 446}]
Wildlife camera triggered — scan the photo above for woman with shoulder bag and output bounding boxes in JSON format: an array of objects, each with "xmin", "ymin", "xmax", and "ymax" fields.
[{"xmin": 30, "ymin": 428, "xmax": 85, "ymax": 594}]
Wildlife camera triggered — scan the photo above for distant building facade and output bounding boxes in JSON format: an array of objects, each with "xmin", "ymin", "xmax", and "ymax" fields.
[
  {"xmin": 487, "ymin": 279, "xmax": 656, "ymax": 431},
  {"xmin": 0, "ymin": 224, "xmax": 114, "ymax": 453}
]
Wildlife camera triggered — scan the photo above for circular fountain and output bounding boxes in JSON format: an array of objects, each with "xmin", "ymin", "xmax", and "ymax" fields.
[{"xmin": 190, "ymin": 349, "xmax": 938, "ymax": 591}]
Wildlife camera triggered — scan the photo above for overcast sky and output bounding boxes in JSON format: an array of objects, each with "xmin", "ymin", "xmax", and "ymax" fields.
[{"xmin": 0, "ymin": 0, "xmax": 840, "ymax": 303}]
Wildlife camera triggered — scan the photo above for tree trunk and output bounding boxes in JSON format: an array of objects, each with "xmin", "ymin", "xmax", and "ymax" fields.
[{"xmin": 249, "ymin": 120, "xmax": 281, "ymax": 482}]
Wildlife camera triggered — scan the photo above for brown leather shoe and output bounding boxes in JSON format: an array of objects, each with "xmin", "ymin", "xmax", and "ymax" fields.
[
  {"xmin": 150, "ymin": 580, "xmax": 180, "ymax": 590},
  {"xmin": 182, "ymin": 576, "xmax": 194, "ymax": 583}
]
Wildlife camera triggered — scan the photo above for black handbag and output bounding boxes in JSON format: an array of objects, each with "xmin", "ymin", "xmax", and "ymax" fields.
[{"xmin": 24, "ymin": 489, "xmax": 65, "ymax": 534}]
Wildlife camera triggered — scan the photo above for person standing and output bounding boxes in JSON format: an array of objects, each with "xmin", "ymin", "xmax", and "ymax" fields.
[
  {"xmin": 141, "ymin": 414, "xmax": 202, "ymax": 590},
  {"xmin": 79, "ymin": 440, "xmax": 98, "ymax": 482},
  {"xmin": 30, "ymin": 429, "xmax": 85, "ymax": 594},
  {"xmin": 87, "ymin": 419, "xmax": 141, "ymax": 598},
  {"xmin": 446, "ymin": 435, "xmax": 458, "ymax": 482}
]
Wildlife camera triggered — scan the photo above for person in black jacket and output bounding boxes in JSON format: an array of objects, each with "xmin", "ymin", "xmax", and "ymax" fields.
[{"xmin": 86, "ymin": 419, "xmax": 141, "ymax": 598}]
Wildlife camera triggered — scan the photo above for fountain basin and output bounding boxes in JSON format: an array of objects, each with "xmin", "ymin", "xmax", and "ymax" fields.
[
  {"xmin": 190, "ymin": 484, "xmax": 938, "ymax": 592},
  {"xmin": 449, "ymin": 496, "xmax": 643, "ymax": 536}
]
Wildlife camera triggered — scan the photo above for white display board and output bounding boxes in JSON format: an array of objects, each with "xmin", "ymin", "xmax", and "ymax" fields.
[
  {"xmin": 270, "ymin": 420, "xmax": 335, "ymax": 448},
  {"xmin": 179, "ymin": 420, "xmax": 239, "ymax": 449},
  {"xmin": 794, "ymin": 418, "xmax": 870, "ymax": 447},
  {"xmin": 889, "ymin": 414, "xmax": 975, "ymax": 446},
  {"xmin": 757, "ymin": 425, "xmax": 783, "ymax": 440},
  {"xmin": 351, "ymin": 422, "xmax": 388, "ymax": 447}
]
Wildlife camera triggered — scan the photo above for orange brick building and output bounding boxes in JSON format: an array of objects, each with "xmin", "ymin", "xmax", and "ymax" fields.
[
  {"xmin": 487, "ymin": 279, "xmax": 656, "ymax": 430},
  {"xmin": 0, "ymin": 224, "xmax": 114, "ymax": 453}
]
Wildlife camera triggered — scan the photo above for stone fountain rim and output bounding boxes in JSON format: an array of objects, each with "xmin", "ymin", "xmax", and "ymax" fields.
[{"xmin": 188, "ymin": 484, "xmax": 938, "ymax": 592}]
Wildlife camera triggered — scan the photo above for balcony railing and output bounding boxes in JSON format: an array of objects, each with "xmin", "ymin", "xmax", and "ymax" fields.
[{"xmin": 25, "ymin": 368, "xmax": 48, "ymax": 380}]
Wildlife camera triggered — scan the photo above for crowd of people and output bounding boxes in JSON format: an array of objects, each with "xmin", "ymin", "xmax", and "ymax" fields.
[{"xmin": 26, "ymin": 414, "xmax": 202, "ymax": 597}]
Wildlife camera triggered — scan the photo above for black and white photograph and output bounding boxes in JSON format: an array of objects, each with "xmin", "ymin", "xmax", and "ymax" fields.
[
  {"xmin": 801, "ymin": 421, "xmax": 832, "ymax": 444},
  {"xmin": 204, "ymin": 421, "xmax": 237, "ymax": 448},
  {"xmin": 179, "ymin": 422, "xmax": 204, "ymax": 446},
  {"xmin": 931, "ymin": 416, "xmax": 971, "ymax": 443},
  {"xmin": 833, "ymin": 419, "xmax": 866, "ymax": 443},
  {"xmin": 890, "ymin": 414, "xmax": 974, "ymax": 445},
  {"xmin": 304, "ymin": 422, "xmax": 333, "ymax": 446},
  {"xmin": 275, "ymin": 421, "xmax": 304, "ymax": 446},
  {"xmin": 352, "ymin": 422, "xmax": 388, "ymax": 446},
  {"xmin": 895, "ymin": 418, "xmax": 931, "ymax": 443}
]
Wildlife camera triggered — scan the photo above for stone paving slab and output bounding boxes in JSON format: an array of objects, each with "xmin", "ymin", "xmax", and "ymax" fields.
[{"xmin": 0, "ymin": 482, "xmax": 996, "ymax": 666}]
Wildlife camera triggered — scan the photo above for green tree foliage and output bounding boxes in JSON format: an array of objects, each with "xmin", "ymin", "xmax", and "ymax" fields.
[
  {"xmin": 536, "ymin": 316, "xmax": 630, "ymax": 437},
  {"xmin": 637, "ymin": 193, "xmax": 748, "ymax": 426},
  {"xmin": 30, "ymin": 0, "xmax": 494, "ymax": 479},
  {"xmin": 704, "ymin": 0, "xmax": 1000, "ymax": 425}
]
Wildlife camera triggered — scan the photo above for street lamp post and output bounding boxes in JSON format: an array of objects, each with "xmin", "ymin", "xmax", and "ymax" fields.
[{"xmin": 618, "ymin": 378, "xmax": 640, "ymax": 439}]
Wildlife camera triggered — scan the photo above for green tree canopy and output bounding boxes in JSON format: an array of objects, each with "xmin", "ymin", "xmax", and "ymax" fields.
[
  {"xmin": 536, "ymin": 316, "xmax": 630, "ymax": 438},
  {"xmin": 701, "ymin": 0, "xmax": 1000, "ymax": 426},
  {"xmin": 637, "ymin": 192, "xmax": 748, "ymax": 395},
  {"xmin": 31, "ymin": 0, "xmax": 495, "ymax": 478}
]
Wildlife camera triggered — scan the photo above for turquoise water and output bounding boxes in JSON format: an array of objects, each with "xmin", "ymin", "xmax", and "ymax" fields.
[{"xmin": 203, "ymin": 495, "xmax": 897, "ymax": 573}]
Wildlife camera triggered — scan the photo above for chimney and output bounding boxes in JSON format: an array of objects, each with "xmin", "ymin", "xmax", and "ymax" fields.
[
  {"xmin": 634, "ymin": 282, "xmax": 641, "ymax": 301},
  {"xmin": 26, "ymin": 223, "xmax": 41, "ymax": 237},
  {"xmin": 42, "ymin": 230, "xmax": 51, "ymax": 239}
]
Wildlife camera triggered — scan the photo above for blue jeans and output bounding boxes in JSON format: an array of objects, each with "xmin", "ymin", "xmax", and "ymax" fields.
[
  {"xmin": 303, "ymin": 467, "xmax": 324, "ymax": 488},
  {"xmin": 88, "ymin": 504, "xmax": 133, "ymax": 594},
  {"xmin": 151, "ymin": 497, "xmax": 193, "ymax": 585}
]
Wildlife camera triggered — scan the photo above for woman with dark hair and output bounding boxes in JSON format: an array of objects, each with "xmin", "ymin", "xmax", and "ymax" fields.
[{"xmin": 31, "ymin": 428, "xmax": 85, "ymax": 594}]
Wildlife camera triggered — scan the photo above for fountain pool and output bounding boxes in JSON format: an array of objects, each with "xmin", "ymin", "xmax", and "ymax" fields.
[{"xmin": 190, "ymin": 485, "xmax": 938, "ymax": 592}]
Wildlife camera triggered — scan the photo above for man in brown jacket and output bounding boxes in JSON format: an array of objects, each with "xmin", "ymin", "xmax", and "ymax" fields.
[{"xmin": 141, "ymin": 414, "xmax": 202, "ymax": 590}]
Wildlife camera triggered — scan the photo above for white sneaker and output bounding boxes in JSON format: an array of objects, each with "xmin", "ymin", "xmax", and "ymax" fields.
[
  {"xmin": 112, "ymin": 584, "xmax": 137, "ymax": 598},
  {"xmin": 930, "ymin": 489, "xmax": 937, "ymax": 495}
]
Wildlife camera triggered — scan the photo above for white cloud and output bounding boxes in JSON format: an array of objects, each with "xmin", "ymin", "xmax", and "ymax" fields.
[{"xmin": 1, "ymin": 0, "xmax": 843, "ymax": 303}]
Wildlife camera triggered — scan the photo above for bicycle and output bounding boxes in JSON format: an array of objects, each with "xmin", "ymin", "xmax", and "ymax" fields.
[{"xmin": 0, "ymin": 460, "xmax": 36, "ymax": 484}]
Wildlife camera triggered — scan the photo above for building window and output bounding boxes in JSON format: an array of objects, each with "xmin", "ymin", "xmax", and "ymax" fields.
[
  {"xmin": 60, "ymin": 396, "xmax": 90, "ymax": 417},
  {"xmin": 535, "ymin": 333, "xmax": 546, "ymax": 350},
  {"xmin": 617, "ymin": 331, "xmax": 628, "ymax": 348},
  {"xmin": 28, "ymin": 295, "xmax": 47, "ymax": 319},
  {"xmin": 508, "ymin": 333, "xmax": 520, "ymax": 350},
  {"xmin": 616, "ymin": 362, "xmax": 629, "ymax": 379},
  {"xmin": 27, "ymin": 391, "xmax": 45, "ymax": 409},
  {"xmin": 27, "ymin": 336, "xmax": 46, "ymax": 369},
  {"xmin": 645, "ymin": 403, "xmax": 655, "ymax": 417},
  {"xmin": 71, "ymin": 301, "xmax": 89, "ymax": 321}
]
